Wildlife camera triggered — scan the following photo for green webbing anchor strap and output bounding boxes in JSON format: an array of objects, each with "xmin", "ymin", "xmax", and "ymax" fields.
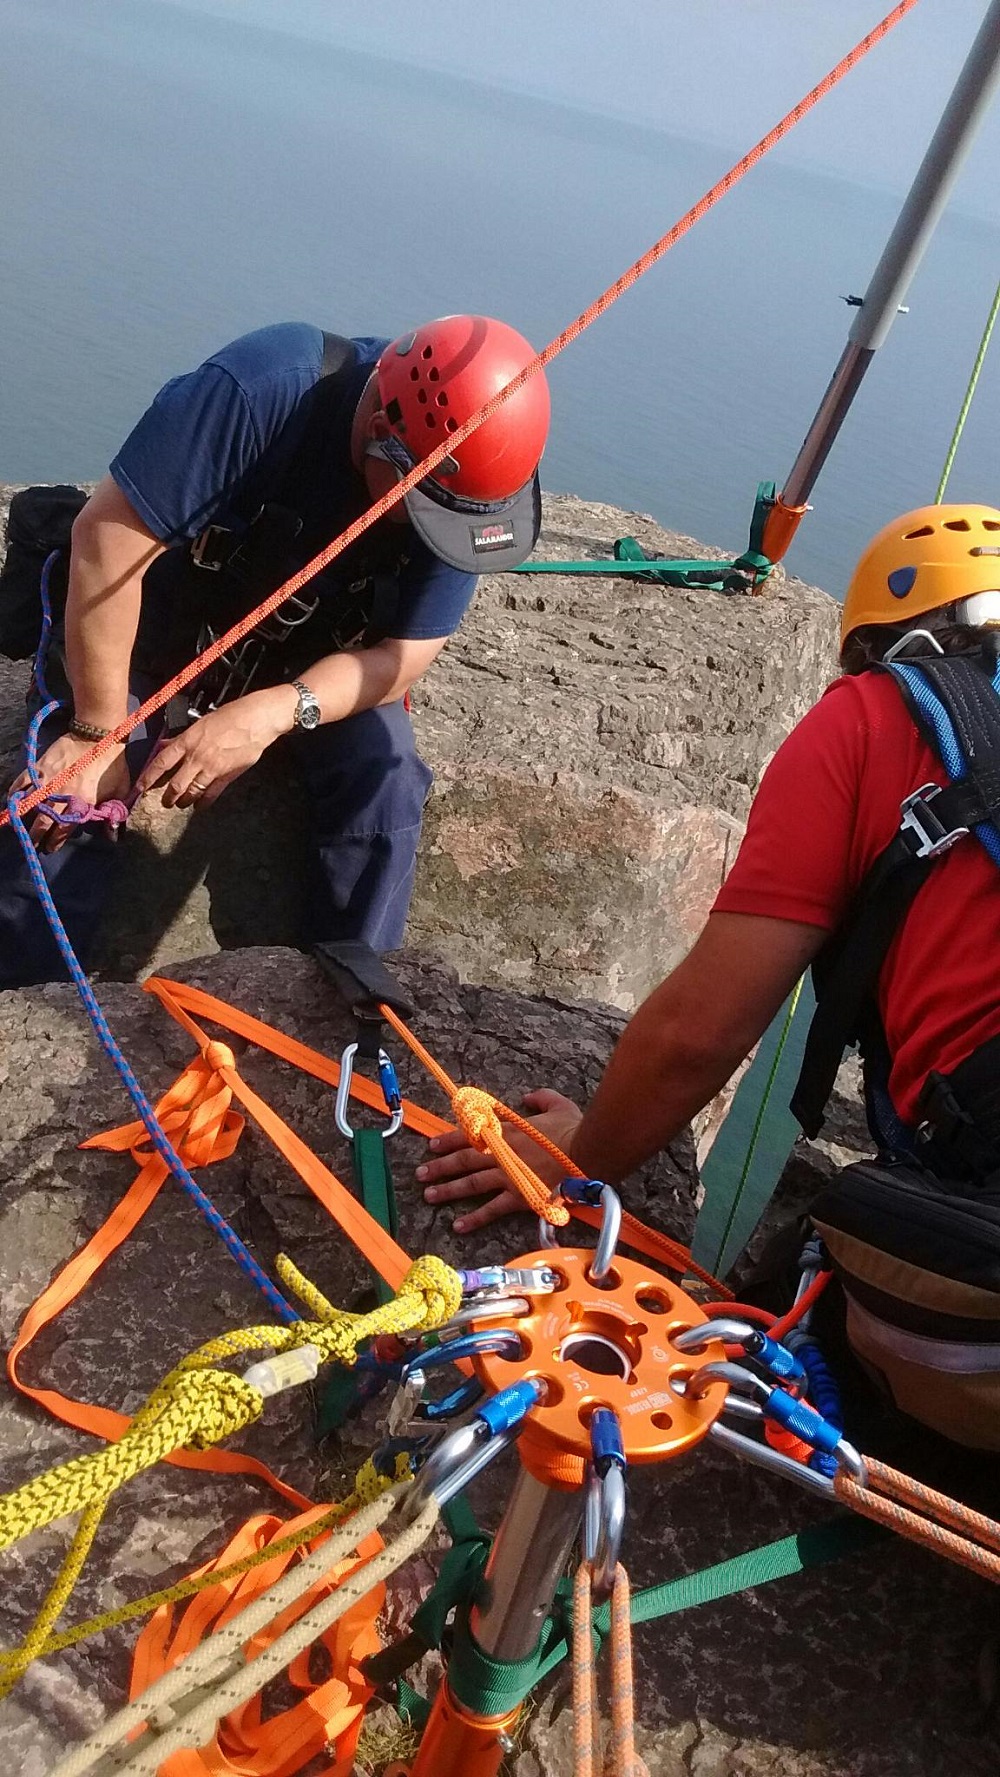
[
  {"xmin": 405, "ymin": 1514, "xmax": 882, "ymax": 1724},
  {"xmin": 313, "ymin": 940, "xmax": 411, "ymax": 1434},
  {"xmin": 511, "ymin": 481, "xmax": 776, "ymax": 592},
  {"xmin": 353, "ymin": 1126, "xmax": 398, "ymax": 1305}
]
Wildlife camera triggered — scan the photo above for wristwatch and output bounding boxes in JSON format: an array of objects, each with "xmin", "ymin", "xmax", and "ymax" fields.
[{"xmin": 291, "ymin": 679, "xmax": 322, "ymax": 731}]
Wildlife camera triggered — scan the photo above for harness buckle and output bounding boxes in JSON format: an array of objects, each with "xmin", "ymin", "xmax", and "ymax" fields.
[
  {"xmin": 898, "ymin": 783, "xmax": 969, "ymax": 859},
  {"xmin": 190, "ymin": 524, "xmax": 234, "ymax": 572}
]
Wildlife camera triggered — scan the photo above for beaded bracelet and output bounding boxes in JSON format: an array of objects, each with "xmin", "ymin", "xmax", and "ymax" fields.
[{"xmin": 68, "ymin": 718, "xmax": 113, "ymax": 742}]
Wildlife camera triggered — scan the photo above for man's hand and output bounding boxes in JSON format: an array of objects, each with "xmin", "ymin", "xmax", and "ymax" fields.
[
  {"xmin": 10, "ymin": 733, "xmax": 131, "ymax": 852},
  {"xmin": 136, "ymin": 691, "xmax": 293, "ymax": 808},
  {"xmin": 417, "ymin": 1088, "xmax": 583, "ymax": 1234}
]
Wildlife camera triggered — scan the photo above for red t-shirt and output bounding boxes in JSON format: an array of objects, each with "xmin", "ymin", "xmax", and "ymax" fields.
[{"xmin": 713, "ymin": 671, "xmax": 1000, "ymax": 1124}]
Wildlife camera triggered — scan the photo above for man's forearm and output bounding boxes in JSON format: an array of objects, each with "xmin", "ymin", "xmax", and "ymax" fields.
[
  {"xmin": 65, "ymin": 573, "xmax": 143, "ymax": 729},
  {"xmin": 569, "ymin": 987, "xmax": 748, "ymax": 1184},
  {"xmin": 249, "ymin": 636, "xmax": 446, "ymax": 737},
  {"xmin": 65, "ymin": 478, "xmax": 164, "ymax": 729},
  {"xmin": 566, "ymin": 913, "xmax": 823, "ymax": 1186}
]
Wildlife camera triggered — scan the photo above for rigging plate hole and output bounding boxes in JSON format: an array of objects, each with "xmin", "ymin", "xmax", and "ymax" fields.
[{"xmin": 559, "ymin": 1332, "xmax": 630, "ymax": 1381}]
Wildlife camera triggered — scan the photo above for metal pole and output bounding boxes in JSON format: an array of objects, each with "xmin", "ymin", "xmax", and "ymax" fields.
[
  {"xmin": 781, "ymin": 0, "xmax": 1000, "ymax": 510},
  {"xmin": 469, "ymin": 1469, "xmax": 583, "ymax": 1662}
]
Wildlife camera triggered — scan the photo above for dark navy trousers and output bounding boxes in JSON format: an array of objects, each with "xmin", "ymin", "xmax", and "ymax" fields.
[{"xmin": 0, "ymin": 689, "xmax": 432, "ymax": 988}]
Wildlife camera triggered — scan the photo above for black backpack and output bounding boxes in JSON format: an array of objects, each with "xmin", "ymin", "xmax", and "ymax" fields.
[{"xmin": 0, "ymin": 484, "xmax": 89, "ymax": 660}]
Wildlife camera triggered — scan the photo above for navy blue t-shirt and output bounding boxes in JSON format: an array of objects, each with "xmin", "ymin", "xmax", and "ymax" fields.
[{"xmin": 110, "ymin": 323, "xmax": 477, "ymax": 642}]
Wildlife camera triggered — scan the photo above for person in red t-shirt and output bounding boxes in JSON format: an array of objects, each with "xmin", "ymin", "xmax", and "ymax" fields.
[{"xmin": 418, "ymin": 504, "xmax": 1000, "ymax": 1228}]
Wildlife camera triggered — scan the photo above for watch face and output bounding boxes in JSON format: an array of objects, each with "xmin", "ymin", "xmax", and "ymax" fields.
[{"xmin": 299, "ymin": 701, "xmax": 321, "ymax": 730}]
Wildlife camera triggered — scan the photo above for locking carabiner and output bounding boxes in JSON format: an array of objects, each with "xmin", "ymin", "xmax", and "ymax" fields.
[{"xmin": 335, "ymin": 1041, "xmax": 404, "ymax": 1139}]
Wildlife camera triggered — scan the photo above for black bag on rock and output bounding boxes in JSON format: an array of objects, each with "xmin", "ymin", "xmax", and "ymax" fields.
[{"xmin": 0, "ymin": 485, "xmax": 88, "ymax": 660}]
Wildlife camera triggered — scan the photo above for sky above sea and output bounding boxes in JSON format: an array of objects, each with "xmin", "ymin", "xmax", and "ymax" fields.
[{"xmin": 1, "ymin": 0, "xmax": 999, "ymax": 598}]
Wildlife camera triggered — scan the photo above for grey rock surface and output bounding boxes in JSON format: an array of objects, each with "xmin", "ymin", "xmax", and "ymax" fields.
[
  {"xmin": 0, "ymin": 950, "xmax": 995, "ymax": 1776},
  {"xmin": 0, "ymin": 486, "xmax": 839, "ymax": 1008}
]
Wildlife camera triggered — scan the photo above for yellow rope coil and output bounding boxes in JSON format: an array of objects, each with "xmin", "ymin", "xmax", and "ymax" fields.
[
  {"xmin": 0, "ymin": 1255, "xmax": 459, "ymax": 1699},
  {"xmin": 0, "ymin": 1451, "xmax": 416, "ymax": 1676},
  {"xmin": 0, "ymin": 1369, "xmax": 261, "ymax": 1555}
]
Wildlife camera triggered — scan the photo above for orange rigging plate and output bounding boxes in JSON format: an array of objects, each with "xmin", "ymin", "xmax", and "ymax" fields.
[{"xmin": 470, "ymin": 1247, "xmax": 727, "ymax": 1471}]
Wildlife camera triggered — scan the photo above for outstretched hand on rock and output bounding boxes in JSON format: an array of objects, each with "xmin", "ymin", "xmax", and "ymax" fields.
[{"xmin": 416, "ymin": 1088, "xmax": 583, "ymax": 1234}]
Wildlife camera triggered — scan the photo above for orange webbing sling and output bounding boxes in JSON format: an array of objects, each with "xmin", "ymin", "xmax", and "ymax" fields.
[
  {"xmin": 8, "ymin": 975, "xmax": 727, "ymax": 1496},
  {"xmin": 6, "ymin": 978, "xmax": 429, "ymax": 1504},
  {"xmin": 128, "ymin": 1506, "xmax": 384, "ymax": 1777}
]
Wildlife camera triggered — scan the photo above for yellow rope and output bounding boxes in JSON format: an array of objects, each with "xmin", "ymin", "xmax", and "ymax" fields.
[
  {"xmin": 47, "ymin": 1488, "xmax": 438, "ymax": 1777},
  {"xmin": 0, "ymin": 1255, "xmax": 459, "ymax": 1696},
  {"xmin": 0, "ymin": 1451, "xmax": 414, "ymax": 1674}
]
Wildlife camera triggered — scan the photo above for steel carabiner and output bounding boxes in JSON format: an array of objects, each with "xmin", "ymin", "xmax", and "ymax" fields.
[{"xmin": 335, "ymin": 1041, "xmax": 404, "ymax": 1140}]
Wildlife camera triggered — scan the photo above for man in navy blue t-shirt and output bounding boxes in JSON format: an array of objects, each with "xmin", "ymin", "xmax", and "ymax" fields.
[{"xmin": 1, "ymin": 316, "xmax": 551, "ymax": 984}]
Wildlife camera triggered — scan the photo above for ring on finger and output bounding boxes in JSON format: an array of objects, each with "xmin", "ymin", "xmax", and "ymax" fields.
[{"xmin": 189, "ymin": 779, "xmax": 209, "ymax": 795}]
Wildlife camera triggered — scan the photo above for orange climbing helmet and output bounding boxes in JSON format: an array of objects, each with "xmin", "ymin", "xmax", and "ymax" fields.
[
  {"xmin": 841, "ymin": 504, "xmax": 1000, "ymax": 650},
  {"xmin": 370, "ymin": 315, "xmax": 550, "ymax": 573}
]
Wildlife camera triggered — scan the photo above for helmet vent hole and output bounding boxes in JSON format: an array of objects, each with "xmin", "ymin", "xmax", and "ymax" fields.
[
  {"xmin": 445, "ymin": 418, "xmax": 458, "ymax": 433},
  {"xmin": 421, "ymin": 345, "xmax": 433, "ymax": 359},
  {"xmin": 425, "ymin": 413, "xmax": 437, "ymax": 428},
  {"xmin": 409, "ymin": 367, "xmax": 420, "ymax": 382},
  {"xmin": 428, "ymin": 367, "xmax": 440, "ymax": 382},
  {"xmin": 945, "ymin": 519, "xmax": 972, "ymax": 531},
  {"xmin": 903, "ymin": 526, "xmax": 934, "ymax": 539},
  {"xmin": 436, "ymin": 392, "xmax": 449, "ymax": 407},
  {"xmin": 984, "ymin": 521, "xmax": 1000, "ymax": 532},
  {"xmin": 417, "ymin": 389, "xmax": 428, "ymax": 405}
]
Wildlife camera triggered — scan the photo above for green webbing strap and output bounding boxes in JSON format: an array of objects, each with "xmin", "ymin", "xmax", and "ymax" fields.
[
  {"xmin": 430, "ymin": 1514, "xmax": 881, "ymax": 1720},
  {"xmin": 317, "ymin": 1129, "xmax": 401, "ymax": 1432},
  {"xmin": 396, "ymin": 1676, "xmax": 431, "ymax": 1728},
  {"xmin": 591, "ymin": 1514, "xmax": 881, "ymax": 1635},
  {"xmin": 409, "ymin": 1525, "xmax": 491, "ymax": 1652},
  {"xmin": 512, "ymin": 489, "xmax": 777, "ymax": 591},
  {"xmin": 692, "ymin": 976, "xmax": 815, "ymax": 1278},
  {"xmin": 353, "ymin": 1126, "xmax": 398, "ymax": 1305},
  {"xmin": 446, "ymin": 1601, "xmax": 575, "ymax": 1715},
  {"xmin": 748, "ymin": 479, "xmax": 776, "ymax": 557},
  {"xmin": 511, "ymin": 551, "xmax": 757, "ymax": 588}
]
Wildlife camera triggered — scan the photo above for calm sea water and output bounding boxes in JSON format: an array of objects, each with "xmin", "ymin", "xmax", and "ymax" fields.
[{"xmin": 2, "ymin": 0, "xmax": 1000, "ymax": 597}]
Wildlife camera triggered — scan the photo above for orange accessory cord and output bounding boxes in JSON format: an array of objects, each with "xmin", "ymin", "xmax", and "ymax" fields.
[
  {"xmin": 833, "ymin": 1458, "xmax": 1000, "ymax": 1584},
  {"xmin": 0, "ymin": 0, "xmax": 920, "ymax": 834},
  {"xmin": 379, "ymin": 1001, "xmax": 733, "ymax": 1296},
  {"xmin": 574, "ymin": 1562, "xmax": 648, "ymax": 1777}
]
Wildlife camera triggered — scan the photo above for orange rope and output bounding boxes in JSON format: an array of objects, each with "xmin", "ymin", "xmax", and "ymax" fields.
[
  {"xmin": 572, "ymin": 1563, "xmax": 598, "ymax": 1777},
  {"xmin": 573, "ymin": 1562, "xmax": 649, "ymax": 1777},
  {"xmin": 608, "ymin": 1565, "xmax": 649, "ymax": 1777},
  {"xmin": 852, "ymin": 1459, "xmax": 1000, "ymax": 1557},
  {"xmin": 770, "ymin": 1270, "xmax": 833, "ymax": 1339},
  {"xmin": 382, "ymin": 999, "xmax": 736, "ymax": 1289},
  {"xmin": 1, "ymin": 0, "xmax": 920, "ymax": 832},
  {"xmin": 378, "ymin": 1004, "xmax": 568, "ymax": 1224},
  {"xmin": 834, "ymin": 1474, "xmax": 1000, "ymax": 1584}
]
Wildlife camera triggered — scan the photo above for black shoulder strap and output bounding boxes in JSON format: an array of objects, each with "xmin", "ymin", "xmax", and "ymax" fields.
[
  {"xmin": 318, "ymin": 331, "xmax": 359, "ymax": 384},
  {"xmin": 790, "ymin": 653, "xmax": 1000, "ymax": 1140},
  {"xmin": 886, "ymin": 651, "xmax": 1000, "ymax": 825}
]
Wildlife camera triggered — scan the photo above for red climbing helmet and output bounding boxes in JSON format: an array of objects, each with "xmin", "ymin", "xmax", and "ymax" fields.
[{"xmin": 370, "ymin": 315, "xmax": 550, "ymax": 572}]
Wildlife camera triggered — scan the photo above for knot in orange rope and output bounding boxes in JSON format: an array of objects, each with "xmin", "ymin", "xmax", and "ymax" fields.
[{"xmin": 452, "ymin": 1086, "xmax": 504, "ymax": 1151}]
